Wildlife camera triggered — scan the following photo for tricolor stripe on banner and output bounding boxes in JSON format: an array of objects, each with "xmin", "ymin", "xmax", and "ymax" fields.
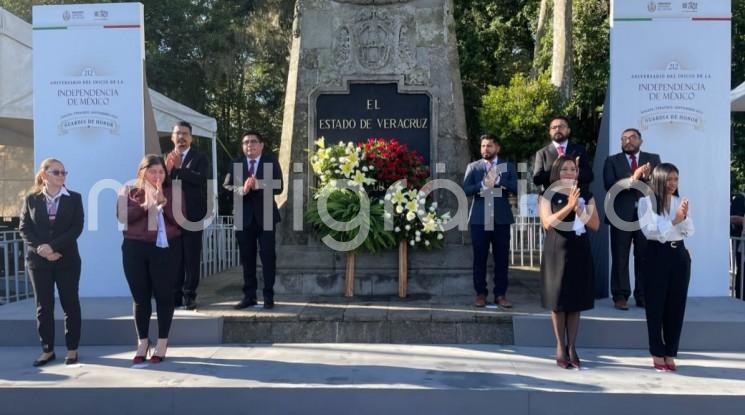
[{"xmin": 33, "ymin": 25, "xmax": 141, "ymax": 30}]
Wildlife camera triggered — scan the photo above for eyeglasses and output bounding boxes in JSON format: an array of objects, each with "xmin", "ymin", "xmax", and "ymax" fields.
[
  {"xmin": 549, "ymin": 124, "xmax": 568, "ymax": 130},
  {"xmin": 242, "ymin": 140, "xmax": 261, "ymax": 145},
  {"xmin": 47, "ymin": 169, "xmax": 68, "ymax": 177}
]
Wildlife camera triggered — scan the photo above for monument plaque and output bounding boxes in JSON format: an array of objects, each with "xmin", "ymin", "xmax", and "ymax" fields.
[{"xmin": 315, "ymin": 83, "xmax": 431, "ymax": 164}]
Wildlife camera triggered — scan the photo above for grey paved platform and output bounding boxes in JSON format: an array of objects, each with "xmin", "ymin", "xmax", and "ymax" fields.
[{"xmin": 1, "ymin": 344, "xmax": 744, "ymax": 415}]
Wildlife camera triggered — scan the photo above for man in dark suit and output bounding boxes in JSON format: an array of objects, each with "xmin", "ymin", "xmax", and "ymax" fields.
[
  {"xmin": 223, "ymin": 131, "xmax": 283, "ymax": 310},
  {"xmin": 533, "ymin": 116, "xmax": 593, "ymax": 191},
  {"xmin": 463, "ymin": 134, "xmax": 518, "ymax": 308},
  {"xmin": 166, "ymin": 121, "xmax": 209, "ymax": 310},
  {"xmin": 603, "ymin": 128, "xmax": 660, "ymax": 310}
]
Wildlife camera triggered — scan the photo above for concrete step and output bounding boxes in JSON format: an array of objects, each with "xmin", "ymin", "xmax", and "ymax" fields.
[
  {"xmin": 0, "ymin": 344, "xmax": 743, "ymax": 415},
  {"xmin": 514, "ymin": 297, "xmax": 745, "ymax": 351},
  {"xmin": 0, "ymin": 298, "xmax": 222, "ymax": 346}
]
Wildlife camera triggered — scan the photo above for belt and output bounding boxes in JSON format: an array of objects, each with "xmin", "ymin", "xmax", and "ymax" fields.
[{"xmin": 651, "ymin": 240, "xmax": 684, "ymax": 248}]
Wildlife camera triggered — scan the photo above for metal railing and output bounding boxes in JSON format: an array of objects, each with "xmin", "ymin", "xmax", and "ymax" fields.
[
  {"xmin": 729, "ymin": 236, "xmax": 745, "ymax": 300},
  {"xmin": 0, "ymin": 231, "xmax": 29, "ymax": 305},
  {"xmin": 200, "ymin": 215, "xmax": 240, "ymax": 278},
  {"xmin": 509, "ymin": 216, "xmax": 544, "ymax": 268}
]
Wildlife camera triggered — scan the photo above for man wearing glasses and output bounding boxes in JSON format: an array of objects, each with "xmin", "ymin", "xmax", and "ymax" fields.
[
  {"xmin": 223, "ymin": 131, "xmax": 283, "ymax": 310},
  {"xmin": 533, "ymin": 116, "xmax": 594, "ymax": 192}
]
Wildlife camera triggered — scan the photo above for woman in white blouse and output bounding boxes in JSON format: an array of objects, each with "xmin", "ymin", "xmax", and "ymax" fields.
[{"xmin": 638, "ymin": 163, "xmax": 694, "ymax": 372}]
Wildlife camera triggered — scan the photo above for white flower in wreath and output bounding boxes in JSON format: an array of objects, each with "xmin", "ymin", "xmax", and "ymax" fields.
[
  {"xmin": 340, "ymin": 163, "xmax": 354, "ymax": 177},
  {"xmin": 406, "ymin": 211, "xmax": 416, "ymax": 222},
  {"xmin": 422, "ymin": 220, "xmax": 436, "ymax": 233},
  {"xmin": 405, "ymin": 224, "xmax": 411, "ymax": 231},
  {"xmin": 409, "ymin": 240, "xmax": 415, "ymax": 246},
  {"xmin": 437, "ymin": 233, "xmax": 444, "ymax": 240},
  {"xmin": 396, "ymin": 205, "xmax": 404, "ymax": 214},
  {"xmin": 424, "ymin": 240, "xmax": 430, "ymax": 247},
  {"xmin": 391, "ymin": 191, "xmax": 406, "ymax": 205},
  {"xmin": 362, "ymin": 166, "xmax": 369, "ymax": 172},
  {"xmin": 395, "ymin": 226, "xmax": 401, "ymax": 232},
  {"xmin": 405, "ymin": 200, "xmax": 418, "ymax": 213},
  {"xmin": 351, "ymin": 171, "xmax": 367, "ymax": 187}
]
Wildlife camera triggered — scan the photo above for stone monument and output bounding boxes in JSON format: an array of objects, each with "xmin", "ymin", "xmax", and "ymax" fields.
[{"xmin": 276, "ymin": 0, "xmax": 473, "ymax": 296}]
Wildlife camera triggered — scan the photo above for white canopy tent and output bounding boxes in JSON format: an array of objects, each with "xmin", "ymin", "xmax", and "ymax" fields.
[
  {"xmin": 732, "ymin": 81, "xmax": 745, "ymax": 112},
  {"xmin": 0, "ymin": 7, "xmax": 218, "ymax": 218}
]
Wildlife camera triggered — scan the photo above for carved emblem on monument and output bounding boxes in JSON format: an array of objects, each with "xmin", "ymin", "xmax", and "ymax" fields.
[
  {"xmin": 333, "ymin": 27, "xmax": 352, "ymax": 67},
  {"xmin": 354, "ymin": 10, "xmax": 393, "ymax": 70}
]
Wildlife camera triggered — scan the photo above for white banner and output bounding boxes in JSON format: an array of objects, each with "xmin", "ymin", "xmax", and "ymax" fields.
[
  {"xmin": 33, "ymin": 3, "xmax": 145, "ymax": 296},
  {"xmin": 610, "ymin": 0, "xmax": 731, "ymax": 296}
]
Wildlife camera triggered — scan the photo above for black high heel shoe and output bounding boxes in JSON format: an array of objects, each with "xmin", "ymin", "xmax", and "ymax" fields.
[
  {"xmin": 64, "ymin": 352, "xmax": 79, "ymax": 365},
  {"xmin": 33, "ymin": 352, "xmax": 56, "ymax": 367}
]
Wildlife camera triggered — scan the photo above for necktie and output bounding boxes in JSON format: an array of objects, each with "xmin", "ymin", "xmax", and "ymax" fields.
[
  {"xmin": 557, "ymin": 146, "xmax": 565, "ymax": 156},
  {"xmin": 248, "ymin": 159, "xmax": 256, "ymax": 177},
  {"xmin": 630, "ymin": 154, "xmax": 638, "ymax": 173}
]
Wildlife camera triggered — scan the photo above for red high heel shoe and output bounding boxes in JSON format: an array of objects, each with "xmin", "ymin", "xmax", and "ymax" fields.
[
  {"xmin": 652, "ymin": 357, "xmax": 668, "ymax": 372},
  {"xmin": 132, "ymin": 340, "xmax": 150, "ymax": 365},
  {"xmin": 568, "ymin": 347, "xmax": 581, "ymax": 369}
]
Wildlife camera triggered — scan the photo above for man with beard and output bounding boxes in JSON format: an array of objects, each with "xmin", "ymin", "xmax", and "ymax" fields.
[
  {"xmin": 603, "ymin": 128, "xmax": 660, "ymax": 310},
  {"xmin": 166, "ymin": 121, "xmax": 209, "ymax": 310},
  {"xmin": 463, "ymin": 134, "xmax": 518, "ymax": 308},
  {"xmin": 533, "ymin": 116, "xmax": 594, "ymax": 191}
]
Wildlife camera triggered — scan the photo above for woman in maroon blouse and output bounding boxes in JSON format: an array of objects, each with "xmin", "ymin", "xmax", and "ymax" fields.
[{"xmin": 117, "ymin": 155, "xmax": 182, "ymax": 365}]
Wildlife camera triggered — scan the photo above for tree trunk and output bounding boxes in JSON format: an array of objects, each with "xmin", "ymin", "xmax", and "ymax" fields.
[
  {"xmin": 531, "ymin": 0, "xmax": 550, "ymax": 78},
  {"xmin": 551, "ymin": 0, "xmax": 572, "ymax": 103}
]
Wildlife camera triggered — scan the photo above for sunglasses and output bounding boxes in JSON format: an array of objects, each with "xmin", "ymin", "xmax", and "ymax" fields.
[{"xmin": 47, "ymin": 169, "xmax": 68, "ymax": 177}]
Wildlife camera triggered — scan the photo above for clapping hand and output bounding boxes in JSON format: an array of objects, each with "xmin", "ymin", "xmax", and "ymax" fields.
[
  {"xmin": 154, "ymin": 183, "xmax": 167, "ymax": 207},
  {"xmin": 165, "ymin": 151, "xmax": 181, "ymax": 172},
  {"xmin": 675, "ymin": 198, "xmax": 689, "ymax": 223},
  {"xmin": 632, "ymin": 162, "xmax": 652, "ymax": 181},
  {"xmin": 567, "ymin": 185, "xmax": 581, "ymax": 211},
  {"xmin": 243, "ymin": 177, "xmax": 256, "ymax": 193}
]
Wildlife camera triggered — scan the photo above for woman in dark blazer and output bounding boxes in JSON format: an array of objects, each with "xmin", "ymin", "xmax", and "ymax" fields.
[
  {"xmin": 117, "ymin": 155, "xmax": 182, "ymax": 365},
  {"xmin": 19, "ymin": 158, "xmax": 84, "ymax": 366}
]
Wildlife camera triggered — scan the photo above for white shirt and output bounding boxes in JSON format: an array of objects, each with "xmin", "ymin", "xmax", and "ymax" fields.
[{"xmin": 638, "ymin": 195, "xmax": 695, "ymax": 242}]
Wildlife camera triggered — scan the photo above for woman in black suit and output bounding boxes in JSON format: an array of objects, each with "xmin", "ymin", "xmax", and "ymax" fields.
[
  {"xmin": 638, "ymin": 163, "xmax": 694, "ymax": 371},
  {"xmin": 19, "ymin": 158, "xmax": 84, "ymax": 366},
  {"xmin": 117, "ymin": 155, "xmax": 182, "ymax": 365}
]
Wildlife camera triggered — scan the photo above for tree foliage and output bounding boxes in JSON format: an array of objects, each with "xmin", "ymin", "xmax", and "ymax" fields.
[{"xmin": 479, "ymin": 73, "xmax": 560, "ymax": 162}]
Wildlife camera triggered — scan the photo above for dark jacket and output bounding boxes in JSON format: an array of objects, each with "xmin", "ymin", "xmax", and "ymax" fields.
[
  {"xmin": 118, "ymin": 186, "xmax": 182, "ymax": 242},
  {"xmin": 19, "ymin": 189, "xmax": 84, "ymax": 269},
  {"xmin": 533, "ymin": 142, "xmax": 594, "ymax": 191},
  {"xmin": 223, "ymin": 153, "xmax": 284, "ymax": 229},
  {"xmin": 603, "ymin": 151, "xmax": 661, "ymax": 224},
  {"xmin": 463, "ymin": 158, "xmax": 518, "ymax": 226},
  {"xmin": 170, "ymin": 148, "xmax": 209, "ymax": 224}
]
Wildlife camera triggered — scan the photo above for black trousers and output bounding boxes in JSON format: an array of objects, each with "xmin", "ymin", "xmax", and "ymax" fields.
[
  {"xmin": 236, "ymin": 220, "xmax": 276, "ymax": 302},
  {"xmin": 27, "ymin": 263, "xmax": 81, "ymax": 352},
  {"xmin": 735, "ymin": 251, "xmax": 744, "ymax": 300},
  {"xmin": 122, "ymin": 238, "xmax": 181, "ymax": 339},
  {"xmin": 471, "ymin": 224, "xmax": 510, "ymax": 297},
  {"xmin": 174, "ymin": 229, "xmax": 203, "ymax": 304},
  {"xmin": 610, "ymin": 226, "xmax": 648, "ymax": 302},
  {"xmin": 643, "ymin": 240, "xmax": 691, "ymax": 357}
]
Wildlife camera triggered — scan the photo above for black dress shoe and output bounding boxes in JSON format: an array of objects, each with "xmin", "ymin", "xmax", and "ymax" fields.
[
  {"xmin": 234, "ymin": 298, "xmax": 257, "ymax": 310},
  {"xmin": 64, "ymin": 353, "xmax": 79, "ymax": 365},
  {"xmin": 262, "ymin": 301, "xmax": 275, "ymax": 310},
  {"xmin": 636, "ymin": 299, "xmax": 646, "ymax": 308},
  {"xmin": 184, "ymin": 298, "xmax": 197, "ymax": 310},
  {"xmin": 33, "ymin": 352, "xmax": 56, "ymax": 367}
]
